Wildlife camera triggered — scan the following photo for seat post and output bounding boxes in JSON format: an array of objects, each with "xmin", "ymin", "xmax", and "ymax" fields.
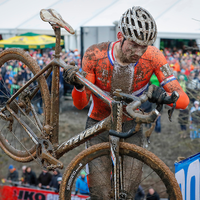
[
  {"xmin": 54, "ymin": 27, "xmax": 61, "ymax": 56},
  {"xmin": 50, "ymin": 27, "xmax": 61, "ymax": 147}
]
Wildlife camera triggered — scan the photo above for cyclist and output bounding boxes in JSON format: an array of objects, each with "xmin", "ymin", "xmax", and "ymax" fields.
[{"xmin": 63, "ymin": 6, "xmax": 189, "ymax": 199}]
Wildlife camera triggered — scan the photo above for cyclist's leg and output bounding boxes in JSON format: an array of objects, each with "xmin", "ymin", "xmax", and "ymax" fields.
[{"xmin": 85, "ymin": 117, "xmax": 112, "ymax": 199}]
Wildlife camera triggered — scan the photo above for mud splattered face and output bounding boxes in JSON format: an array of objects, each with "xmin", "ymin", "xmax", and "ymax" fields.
[{"xmin": 119, "ymin": 40, "xmax": 147, "ymax": 64}]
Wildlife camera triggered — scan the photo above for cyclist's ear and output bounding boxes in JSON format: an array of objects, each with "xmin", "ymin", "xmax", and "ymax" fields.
[{"xmin": 70, "ymin": 61, "xmax": 76, "ymax": 66}]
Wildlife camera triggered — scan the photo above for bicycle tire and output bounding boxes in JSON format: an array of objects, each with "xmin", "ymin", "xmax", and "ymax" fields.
[
  {"xmin": 59, "ymin": 142, "xmax": 182, "ymax": 200},
  {"xmin": 0, "ymin": 48, "xmax": 50, "ymax": 162}
]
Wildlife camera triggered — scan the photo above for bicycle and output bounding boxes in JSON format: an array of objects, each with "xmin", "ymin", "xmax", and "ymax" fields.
[{"xmin": 0, "ymin": 9, "xmax": 182, "ymax": 200}]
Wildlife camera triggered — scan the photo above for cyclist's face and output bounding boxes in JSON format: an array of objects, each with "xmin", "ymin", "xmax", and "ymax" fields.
[{"xmin": 121, "ymin": 39, "xmax": 147, "ymax": 63}]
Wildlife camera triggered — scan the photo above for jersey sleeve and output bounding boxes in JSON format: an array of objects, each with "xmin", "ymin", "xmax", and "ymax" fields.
[
  {"xmin": 150, "ymin": 46, "xmax": 189, "ymax": 109},
  {"xmin": 72, "ymin": 45, "xmax": 96, "ymax": 110}
]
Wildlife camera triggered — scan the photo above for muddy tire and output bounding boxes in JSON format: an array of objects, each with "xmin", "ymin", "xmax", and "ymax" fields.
[{"xmin": 60, "ymin": 142, "xmax": 182, "ymax": 200}]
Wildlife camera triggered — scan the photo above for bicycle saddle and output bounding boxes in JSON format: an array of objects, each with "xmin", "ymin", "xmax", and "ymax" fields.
[{"xmin": 40, "ymin": 9, "xmax": 75, "ymax": 34}]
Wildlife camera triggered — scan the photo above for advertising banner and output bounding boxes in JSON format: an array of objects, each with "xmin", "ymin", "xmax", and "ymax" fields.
[
  {"xmin": 0, "ymin": 185, "xmax": 89, "ymax": 200},
  {"xmin": 175, "ymin": 152, "xmax": 200, "ymax": 200}
]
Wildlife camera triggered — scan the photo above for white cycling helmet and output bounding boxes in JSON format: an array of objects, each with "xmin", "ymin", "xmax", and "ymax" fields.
[{"xmin": 118, "ymin": 6, "xmax": 157, "ymax": 46}]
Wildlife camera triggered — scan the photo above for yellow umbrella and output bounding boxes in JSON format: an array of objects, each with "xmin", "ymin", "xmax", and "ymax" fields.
[{"xmin": 0, "ymin": 32, "xmax": 64, "ymax": 49}]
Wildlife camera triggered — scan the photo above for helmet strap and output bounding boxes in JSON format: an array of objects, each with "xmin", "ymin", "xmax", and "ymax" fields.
[{"xmin": 121, "ymin": 38, "xmax": 126, "ymax": 48}]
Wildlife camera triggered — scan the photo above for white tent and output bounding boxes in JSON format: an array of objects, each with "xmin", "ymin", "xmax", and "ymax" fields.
[
  {"xmin": 0, "ymin": 0, "xmax": 200, "ymax": 49},
  {"xmin": 0, "ymin": 0, "xmax": 118, "ymax": 49},
  {"xmin": 83, "ymin": 0, "xmax": 200, "ymax": 48}
]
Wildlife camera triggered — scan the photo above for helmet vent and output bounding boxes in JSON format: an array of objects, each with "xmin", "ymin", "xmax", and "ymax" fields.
[
  {"xmin": 131, "ymin": 18, "xmax": 135, "ymax": 26},
  {"xmin": 149, "ymin": 32, "xmax": 153, "ymax": 40},
  {"xmin": 126, "ymin": 17, "xmax": 129, "ymax": 24},
  {"xmin": 142, "ymin": 14, "xmax": 147, "ymax": 19},
  {"xmin": 151, "ymin": 22, "xmax": 154, "ymax": 29},
  {"xmin": 145, "ymin": 22, "xmax": 149, "ymax": 30},
  {"xmin": 134, "ymin": 30, "xmax": 139, "ymax": 39},
  {"xmin": 144, "ymin": 11, "xmax": 150, "ymax": 18},
  {"xmin": 140, "ymin": 32, "xmax": 144, "ymax": 40},
  {"xmin": 138, "ymin": 21, "xmax": 142, "ymax": 28},
  {"xmin": 128, "ymin": 28, "xmax": 132, "ymax": 37},
  {"xmin": 136, "ymin": 11, "xmax": 139, "ymax": 18}
]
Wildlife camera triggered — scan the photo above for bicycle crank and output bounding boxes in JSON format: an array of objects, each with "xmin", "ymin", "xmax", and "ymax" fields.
[{"xmin": 36, "ymin": 138, "xmax": 63, "ymax": 170}]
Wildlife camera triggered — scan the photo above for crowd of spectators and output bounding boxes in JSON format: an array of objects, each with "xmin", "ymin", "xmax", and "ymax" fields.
[
  {"xmin": 161, "ymin": 47, "xmax": 200, "ymax": 139},
  {"xmin": 0, "ymin": 45, "xmax": 200, "ymax": 139},
  {"xmin": 5, "ymin": 165, "xmax": 162, "ymax": 198},
  {"xmin": 4, "ymin": 165, "xmax": 62, "ymax": 192},
  {"xmin": 0, "ymin": 47, "xmax": 81, "ymax": 112}
]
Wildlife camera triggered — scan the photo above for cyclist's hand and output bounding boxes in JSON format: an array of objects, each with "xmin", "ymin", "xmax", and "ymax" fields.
[
  {"xmin": 63, "ymin": 61, "xmax": 84, "ymax": 89},
  {"xmin": 148, "ymin": 84, "xmax": 166, "ymax": 104}
]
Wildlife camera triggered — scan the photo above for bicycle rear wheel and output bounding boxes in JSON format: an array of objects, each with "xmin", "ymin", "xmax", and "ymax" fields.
[
  {"xmin": 60, "ymin": 142, "xmax": 182, "ymax": 200},
  {"xmin": 0, "ymin": 48, "xmax": 50, "ymax": 162}
]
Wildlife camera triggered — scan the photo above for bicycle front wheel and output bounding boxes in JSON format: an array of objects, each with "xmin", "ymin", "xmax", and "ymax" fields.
[
  {"xmin": 60, "ymin": 142, "xmax": 182, "ymax": 200},
  {"xmin": 0, "ymin": 48, "xmax": 50, "ymax": 162}
]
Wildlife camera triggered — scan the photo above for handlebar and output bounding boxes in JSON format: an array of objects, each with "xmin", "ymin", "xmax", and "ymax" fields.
[{"xmin": 109, "ymin": 85, "xmax": 179, "ymax": 139}]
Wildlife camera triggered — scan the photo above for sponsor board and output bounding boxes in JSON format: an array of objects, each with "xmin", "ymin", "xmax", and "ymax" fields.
[
  {"xmin": 175, "ymin": 152, "xmax": 200, "ymax": 200},
  {"xmin": 0, "ymin": 185, "xmax": 89, "ymax": 200}
]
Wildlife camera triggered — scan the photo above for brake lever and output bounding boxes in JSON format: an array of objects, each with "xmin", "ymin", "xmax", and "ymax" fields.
[
  {"xmin": 166, "ymin": 91, "xmax": 179, "ymax": 122},
  {"xmin": 168, "ymin": 103, "xmax": 176, "ymax": 122}
]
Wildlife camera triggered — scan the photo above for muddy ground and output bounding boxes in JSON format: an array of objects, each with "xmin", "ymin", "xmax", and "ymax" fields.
[{"xmin": 0, "ymin": 97, "xmax": 200, "ymax": 196}]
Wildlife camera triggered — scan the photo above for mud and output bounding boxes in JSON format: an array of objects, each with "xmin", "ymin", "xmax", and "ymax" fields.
[{"xmin": 0, "ymin": 99, "xmax": 200, "ymax": 197}]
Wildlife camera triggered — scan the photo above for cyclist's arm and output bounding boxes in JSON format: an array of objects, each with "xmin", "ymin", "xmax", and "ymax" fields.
[
  {"xmin": 72, "ymin": 47, "xmax": 96, "ymax": 110},
  {"xmin": 151, "ymin": 47, "xmax": 189, "ymax": 109}
]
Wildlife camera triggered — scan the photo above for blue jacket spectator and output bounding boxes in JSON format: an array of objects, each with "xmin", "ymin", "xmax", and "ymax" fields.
[{"xmin": 75, "ymin": 170, "xmax": 90, "ymax": 195}]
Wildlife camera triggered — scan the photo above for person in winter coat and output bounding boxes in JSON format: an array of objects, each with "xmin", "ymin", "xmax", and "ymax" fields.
[
  {"xmin": 7, "ymin": 164, "xmax": 19, "ymax": 182},
  {"xmin": 38, "ymin": 170, "xmax": 52, "ymax": 188},
  {"xmin": 47, "ymin": 169, "xmax": 62, "ymax": 192},
  {"xmin": 146, "ymin": 188, "xmax": 160, "ymax": 200},
  {"xmin": 75, "ymin": 170, "xmax": 90, "ymax": 195},
  {"xmin": 24, "ymin": 166, "xmax": 37, "ymax": 186},
  {"xmin": 135, "ymin": 185, "xmax": 145, "ymax": 200}
]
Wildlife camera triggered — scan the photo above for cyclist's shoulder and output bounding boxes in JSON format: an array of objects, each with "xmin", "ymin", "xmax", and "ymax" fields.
[
  {"xmin": 141, "ymin": 46, "xmax": 166, "ymax": 67},
  {"xmin": 143, "ymin": 45, "xmax": 163, "ymax": 58},
  {"xmin": 84, "ymin": 42, "xmax": 110, "ymax": 60}
]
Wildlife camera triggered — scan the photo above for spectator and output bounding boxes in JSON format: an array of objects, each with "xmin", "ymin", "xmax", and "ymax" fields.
[
  {"xmin": 178, "ymin": 75, "xmax": 187, "ymax": 92},
  {"xmin": 21, "ymin": 165, "xmax": 26, "ymax": 184},
  {"xmin": 38, "ymin": 170, "xmax": 52, "ymax": 188},
  {"xmin": 146, "ymin": 187, "xmax": 160, "ymax": 200},
  {"xmin": 7, "ymin": 164, "xmax": 19, "ymax": 182},
  {"xmin": 135, "ymin": 185, "xmax": 145, "ymax": 200},
  {"xmin": 47, "ymin": 169, "xmax": 62, "ymax": 192},
  {"xmin": 75, "ymin": 170, "xmax": 90, "ymax": 196},
  {"xmin": 24, "ymin": 166, "xmax": 37, "ymax": 186},
  {"xmin": 190, "ymin": 100, "xmax": 200, "ymax": 139},
  {"xmin": 178, "ymin": 69, "xmax": 188, "ymax": 82},
  {"xmin": 178, "ymin": 108, "xmax": 189, "ymax": 138}
]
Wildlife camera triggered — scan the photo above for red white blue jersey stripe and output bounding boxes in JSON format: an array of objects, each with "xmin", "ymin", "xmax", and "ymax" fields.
[
  {"xmin": 132, "ymin": 83, "xmax": 149, "ymax": 97},
  {"xmin": 107, "ymin": 41, "xmax": 119, "ymax": 66},
  {"xmin": 160, "ymin": 75, "xmax": 176, "ymax": 87}
]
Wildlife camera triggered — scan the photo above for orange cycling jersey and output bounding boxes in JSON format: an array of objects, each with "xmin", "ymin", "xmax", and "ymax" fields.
[{"xmin": 72, "ymin": 42, "xmax": 189, "ymax": 121}]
